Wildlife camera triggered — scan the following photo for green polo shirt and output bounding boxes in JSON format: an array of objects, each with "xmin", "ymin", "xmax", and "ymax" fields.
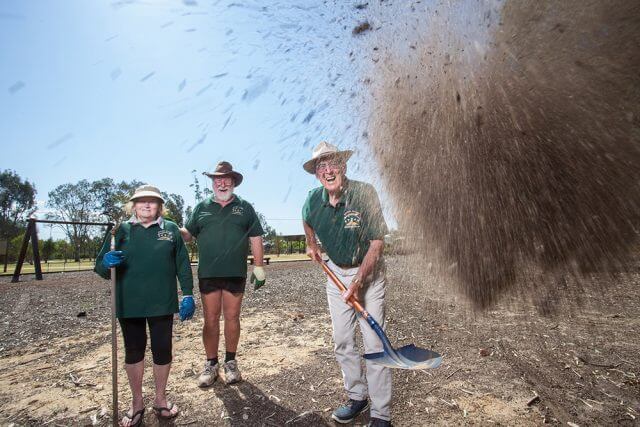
[
  {"xmin": 302, "ymin": 179, "xmax": 388, "ymax": 267},
  {"xmin": 94, "ymin": 218, "xmax": 193, "ymax": 319},
  {"xmin": 185, "ymin": 195, "xmax": 264, "ymax": 278}
]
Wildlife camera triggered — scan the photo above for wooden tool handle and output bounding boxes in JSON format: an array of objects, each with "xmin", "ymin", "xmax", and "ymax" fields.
[
  {"xmin": 319, "ymin": 261, "xmax": 366, "ymax": 313},
  {"xmin": 109, "ymin": 232, "xmax": 118, "ymax": 425}
]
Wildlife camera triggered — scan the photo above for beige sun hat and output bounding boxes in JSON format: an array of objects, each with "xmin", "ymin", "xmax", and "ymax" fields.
[
  {"xmin": 129, "ymin": 184, "xmax": 165, "ymax": 203},
  {"xmin": 303, "ymin": 141, "xmax": 354, "ymax": 174},
  {"xmin": 203, "ymin": 161, "xmax": 243, "ymax": 186}
]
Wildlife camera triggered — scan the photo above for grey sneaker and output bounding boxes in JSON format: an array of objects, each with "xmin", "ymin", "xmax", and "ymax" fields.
[
  {"xmin": 331, "ymin": 399, "xmax": 369, "ymax": 424},
  {"xmin": 197, "ymin": 361, "xmax": 219, "ymax": 388},
  {"xmin": 223, "ymin": 360, "xmax": 242, "ymax": 384}
]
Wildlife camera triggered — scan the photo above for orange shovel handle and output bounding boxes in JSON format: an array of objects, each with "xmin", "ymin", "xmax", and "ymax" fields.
[{"xmin": 318, "ymin": 260, "xmax": 367, "ymax": 314}]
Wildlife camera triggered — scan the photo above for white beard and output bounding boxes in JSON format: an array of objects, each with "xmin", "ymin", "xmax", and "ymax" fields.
[{"xmin": 215, "ymin": 190, "xmax": 234, "ymax": 202}]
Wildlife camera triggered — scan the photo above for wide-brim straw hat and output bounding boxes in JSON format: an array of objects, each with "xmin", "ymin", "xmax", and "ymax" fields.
[
  {"xmin": 203, "ymin": 161, "xmax": 243, "ymax": 186},
  {"xmin": 303, "ymin": 141, "xmax": 354, "ymax": 174},
  {"xmin": 129, "ymin": 184, "xmax": 165, "ymax": 203}
]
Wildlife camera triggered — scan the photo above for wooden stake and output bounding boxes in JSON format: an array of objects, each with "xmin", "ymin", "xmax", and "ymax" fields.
[{"xmin": 110, "ymin": 229, "xmax": 118, "ymax": 426}]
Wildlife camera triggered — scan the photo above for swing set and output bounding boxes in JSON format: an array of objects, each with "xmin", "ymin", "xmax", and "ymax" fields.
[{"xmin": 11, "ymin": 218, "xmax": 114, "ymax": 282}]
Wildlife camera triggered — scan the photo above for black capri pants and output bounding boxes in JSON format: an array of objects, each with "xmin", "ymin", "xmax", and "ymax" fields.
[{"xmin": 118, "ymin": 315, "xmax": 173, "ymax": 365}]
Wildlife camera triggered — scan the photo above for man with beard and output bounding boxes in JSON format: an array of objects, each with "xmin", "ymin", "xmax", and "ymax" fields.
[
  {"xmin": 180, "ymin": 161, "xmax": 266, "ymax": 386},
  {"xmin": 302, "ymin": 142, "xmax": 391, "ymax": 427}
]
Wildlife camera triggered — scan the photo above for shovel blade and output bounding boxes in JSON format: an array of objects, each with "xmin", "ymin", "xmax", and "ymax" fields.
[{"xmin": 364, "ymin": 344, "xmax": 442, "ymax": 370}]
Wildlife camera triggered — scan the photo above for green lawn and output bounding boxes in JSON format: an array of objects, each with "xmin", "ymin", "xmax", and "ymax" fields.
[
  {"xmin": 1, "ymin": 259, "xmax": 97, "ymax": 275},
  {"xmin": 1, "ymin": 253, "xmax": 311, "ymax": 276}
]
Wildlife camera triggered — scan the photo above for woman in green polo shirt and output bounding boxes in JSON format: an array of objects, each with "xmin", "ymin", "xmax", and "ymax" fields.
[{"xmin": 95, "ymin": 185, "xmax": 194, "ymax": 427}]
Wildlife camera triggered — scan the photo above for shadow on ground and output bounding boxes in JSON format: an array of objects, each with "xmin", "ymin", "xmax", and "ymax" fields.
[{"xmin": 214, "ymin": 380, "xmax": 331, "ymax": 426}]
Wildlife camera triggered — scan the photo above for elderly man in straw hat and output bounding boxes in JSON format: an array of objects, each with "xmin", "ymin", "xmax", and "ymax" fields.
[
  {"xmin": 302, "ymin": 142, "xmax": 392, "ymax": 427},
  {"xmin": 180, "ymin": 161, "xmax": 266, "ymax": 386}
]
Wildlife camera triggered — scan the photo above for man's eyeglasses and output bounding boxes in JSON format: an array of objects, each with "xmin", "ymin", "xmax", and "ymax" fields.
[
  {"xmin": 315, "ymin": 160, "xmax": 343, "ymax": 173},
  {"xmin": 213, "ymin": 177, "xmax": 234, "ymax": 185}
]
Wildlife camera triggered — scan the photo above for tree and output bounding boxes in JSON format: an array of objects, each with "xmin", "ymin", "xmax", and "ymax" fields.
[
  {"xmin": 47, "ymin": 180, "xmax": 101, "ymax": 261},
  {"xmin": 254, "ymin": 211, "xmax": 277, "ymax": 254},
  {"xmin": 162, "ymin": 192, "xmax": 185, "ymax": 226},
  {"xmin": 41, "ymin": 238, "xmax": 55, "ymax": 262},
  {"xmin": 92, "ymin": 178, "xmax": 144, "ymax": 223},
  {"xmin": 9, "ymin": 233, "xmax": 33, "ymax": 263},
  {"xmin": 186, "ymin": 170, "xmax": 212, "ymax": 261},
  {"xmin": 184, "ymin": 205, "xmax": 193, "ymax": 222},
  {"xmin": 189, "ymin": 169, "xmax": 212, "ymax": 202},
  {"xmin": 48, "ymin": 178, "xmax": 149, "ymax": 261},
  {"xmin": 87, "ymin": 234, "xmax": 105, "ymax": 260},
  {"xmin": 0, "ymin": 170, "xmax": 36, "ymax": 238},
  {"xmin": 256, "ymin": 211, "xmax": 276, "ymax": 240},
  {"xmin": 53, "ymin": 239, "xmax": 73, "ymax": 261},
  {"xmin": 183, "ymin": 204, "xmax": 197, "ymax": 260}
]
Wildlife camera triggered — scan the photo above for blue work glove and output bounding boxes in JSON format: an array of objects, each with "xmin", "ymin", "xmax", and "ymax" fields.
[
  {"xmin": 102, "ymin": 250, "xmax": 124, "ymax": 268},
  {"xmin": 179, "ymin": 296, "xmax": 195, "ymax": 321}
]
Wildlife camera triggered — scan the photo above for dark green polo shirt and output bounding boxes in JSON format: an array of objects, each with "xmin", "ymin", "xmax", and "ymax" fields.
[
  {"xmin": 185, "ymin": 195, "xmax": 264, "ymax": 278},
  {"xmin": 302, "ymin": 179, "xmax": 388, "ymax": 267},
  {"xmin": 94, "ymin": 218, "xmax": 193, "ymax": 318}
]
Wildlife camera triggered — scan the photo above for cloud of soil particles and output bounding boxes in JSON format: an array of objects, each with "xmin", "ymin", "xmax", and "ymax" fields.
[{"xmin": 369, "ymin": 0, "xmax": 640, "ymax": 309}]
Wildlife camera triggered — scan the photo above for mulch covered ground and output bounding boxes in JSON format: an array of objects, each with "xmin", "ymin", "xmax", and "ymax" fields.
[{"xmin": 0, "ymin": 255, "xmax": 638, "ymax": 426}]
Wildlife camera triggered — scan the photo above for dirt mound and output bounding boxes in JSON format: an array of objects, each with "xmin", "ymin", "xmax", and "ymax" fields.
[{"xmin": 369, "ymin": 0, "xmax": 640, "ymax": 308}]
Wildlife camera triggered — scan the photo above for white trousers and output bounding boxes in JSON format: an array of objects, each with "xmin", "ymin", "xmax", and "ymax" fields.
[{"xmin": 326, "ymin": 259, "xmax": 392, "ymax": 421}]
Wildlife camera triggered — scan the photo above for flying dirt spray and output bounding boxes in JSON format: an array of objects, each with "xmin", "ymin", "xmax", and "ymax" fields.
[{"xmin": 368, "ymin": 0, "xmax": 640, "ymax": 309}]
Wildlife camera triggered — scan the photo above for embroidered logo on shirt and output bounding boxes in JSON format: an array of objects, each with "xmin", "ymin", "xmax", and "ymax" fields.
[
  {"xmin": 344, "ymin": 210, "xmax": 362, "ymax": 229},
  {"xmin": 157, "ymin": 230, "xmax": 173, "ymax": 241},
  {"xmin": 232, "ymin": 206, "xmax": 244, "ymax": 216}
]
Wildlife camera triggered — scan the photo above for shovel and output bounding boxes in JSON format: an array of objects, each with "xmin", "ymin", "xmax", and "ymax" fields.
[{"xmin": 319, "ymin": 260, "xmax": 442, "ymax": 370}]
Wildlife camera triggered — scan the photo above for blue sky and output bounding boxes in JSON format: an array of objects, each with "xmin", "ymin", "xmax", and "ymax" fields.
[{"xmin": 0, "ymin": 0, "xmax": 388, "ymax": 236}]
